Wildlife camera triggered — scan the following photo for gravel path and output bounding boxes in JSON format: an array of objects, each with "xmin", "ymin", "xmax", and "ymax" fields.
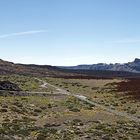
[{"xmin": 36, "ymin": 78, "xmax": 140, "ymax": 123}]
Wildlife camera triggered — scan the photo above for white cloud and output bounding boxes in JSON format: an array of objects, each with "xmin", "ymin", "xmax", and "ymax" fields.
[{"xmin": 0, "ymin": 30, "xmax": 47, "ymax": 39}]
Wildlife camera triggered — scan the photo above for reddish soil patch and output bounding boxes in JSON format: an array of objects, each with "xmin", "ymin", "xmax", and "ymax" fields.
[{"xmin": 115, "ymin": 79, "xmax": 140, "ymax": 99}]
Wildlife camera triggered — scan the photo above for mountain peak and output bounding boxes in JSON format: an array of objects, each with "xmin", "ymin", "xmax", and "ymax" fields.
[{"xmin": 134, "ymin": 58, "xmax": 140, "ymax": 63}]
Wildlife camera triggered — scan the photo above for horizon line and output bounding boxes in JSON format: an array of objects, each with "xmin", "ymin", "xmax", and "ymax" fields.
[{"xmin": 0, "ymin": 57, "xmax": 139, "ymax": 66}]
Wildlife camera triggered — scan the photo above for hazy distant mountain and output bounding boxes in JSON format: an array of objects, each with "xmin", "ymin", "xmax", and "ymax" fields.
[
  {"xmin": 61, "ymin": 58, "xmax": 140, "ymax": 73},
  {"xmin": 1, "ymin": 58, "xmax": 140, "ymax": 78}
]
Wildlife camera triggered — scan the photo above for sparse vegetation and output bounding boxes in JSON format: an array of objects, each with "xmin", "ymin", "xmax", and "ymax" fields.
[{"xmin": 0, "ymin": 75, "xmax": 140, "ymax": 139}]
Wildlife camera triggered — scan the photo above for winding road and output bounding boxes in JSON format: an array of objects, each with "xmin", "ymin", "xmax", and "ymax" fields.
[
  {"xmin": 3, "ymin": 78, "xmax": 139, "ymax": 122},
  {"xmin": 36, "ymin": 78, "xmax": 140, "ymax": 123}
]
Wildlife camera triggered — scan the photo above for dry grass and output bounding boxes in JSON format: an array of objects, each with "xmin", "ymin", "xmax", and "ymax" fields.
[{"xmin": 0, "ymin": 76, "xmax": 140, "ymax": 139}]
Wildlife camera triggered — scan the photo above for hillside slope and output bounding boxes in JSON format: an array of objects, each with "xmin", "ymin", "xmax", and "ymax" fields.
[
  {"xmin": 0, "ymin": 59, "xmax": 140, "ymax": 78},
  {"xmin": 0, "ymin": 59, "xmax": 63, "ymax": 77}
]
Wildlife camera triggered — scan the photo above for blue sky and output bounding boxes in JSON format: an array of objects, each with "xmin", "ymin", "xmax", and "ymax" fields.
[{"xmin": 0, "ymin": 0, "xmax": 140, "ymax": 66}]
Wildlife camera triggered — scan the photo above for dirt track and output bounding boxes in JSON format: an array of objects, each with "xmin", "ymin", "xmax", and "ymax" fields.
[{"xmin": 37, "ymin": 78, "xmax": 140, "ymax": 123}]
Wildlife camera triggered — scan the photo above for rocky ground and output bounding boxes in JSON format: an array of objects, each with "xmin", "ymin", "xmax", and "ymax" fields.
[{"xmin": 0, "ymin": 75, "xmax": 140, "ymax": 140}]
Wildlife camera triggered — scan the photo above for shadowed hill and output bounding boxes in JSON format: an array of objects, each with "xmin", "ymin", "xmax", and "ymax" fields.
[{"xmin": 0, "ymin": 59, "xmax": 63, "ymax": 77}]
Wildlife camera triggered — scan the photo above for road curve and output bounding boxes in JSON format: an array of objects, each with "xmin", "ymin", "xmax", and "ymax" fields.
[{"xmin": 36, "ymin": 78, "xmax": 140, "ymax": 123}]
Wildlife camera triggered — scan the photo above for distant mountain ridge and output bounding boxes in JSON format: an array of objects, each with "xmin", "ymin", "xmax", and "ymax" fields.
[
  {"xmin": 1, "ymin": 58, "xmax": 140, "ymax": 78},
  {"xmin": 61, "ymin": 58, "xmax": 140, "ymax": 73}
]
